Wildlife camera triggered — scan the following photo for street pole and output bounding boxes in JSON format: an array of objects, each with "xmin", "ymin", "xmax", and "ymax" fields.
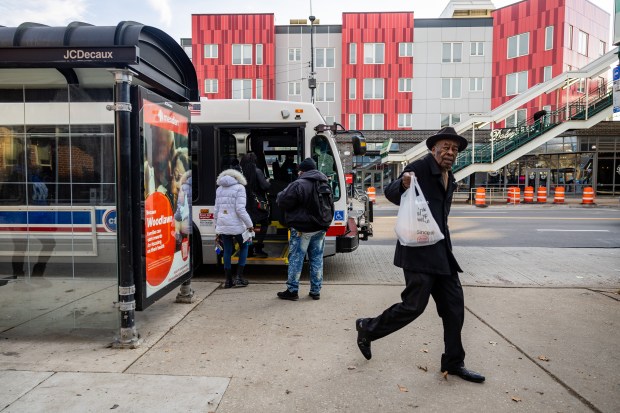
[
  {"xmin": 309, "ymin": 15, "xmax": 316, "ymax": 104},
  {"xmin": 108, "ymin": 69, "xmax": 140, "ymax": 349}
]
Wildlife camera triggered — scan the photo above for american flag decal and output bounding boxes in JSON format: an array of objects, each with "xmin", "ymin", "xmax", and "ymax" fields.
[{"xmin": 189, "ymin": 103, "xmax": 201, "ymax": 116}]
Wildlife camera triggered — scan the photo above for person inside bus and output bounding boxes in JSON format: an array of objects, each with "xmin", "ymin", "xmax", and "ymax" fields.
[
  {"xmin": 240, "ymin": 153, "xmax": 271, "ymax": 258},
  {"xmin": 271, "ymin": 156, "xmax": 281, "ymax": 180},
  {"xmin": 279, "ymin": 154, "xmax": 298, "ymax": 183},
  {"xmin": 214, "ymin": 167, "xmax": 254, "ymax": 288},
  {"xmin": 313, "ymin": 139, "xmax": 335, "ymax": 185}
]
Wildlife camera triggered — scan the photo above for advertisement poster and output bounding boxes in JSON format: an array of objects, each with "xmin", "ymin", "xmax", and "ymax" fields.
[{"xmin": 142, "ymin": 97, "xmax": 191, "ymax": 297}]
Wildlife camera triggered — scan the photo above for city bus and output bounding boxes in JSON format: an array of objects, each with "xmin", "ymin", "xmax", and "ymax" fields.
[
  {"xmin": 190, "ymin": 99, "xmax": 371, "ymax": 266},
  {"xmin": 0, "ymin": 95, "xmax": 371, "ymax": 279}
]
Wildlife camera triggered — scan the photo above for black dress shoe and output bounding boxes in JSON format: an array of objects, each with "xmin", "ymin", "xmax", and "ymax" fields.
[
  {"xmin": 445, "ymin": 366, "xmax": 485, "ymax": 383},
  {"xmin": 356, "ymin": 318, "xmax": 372, "ymax": 360}
]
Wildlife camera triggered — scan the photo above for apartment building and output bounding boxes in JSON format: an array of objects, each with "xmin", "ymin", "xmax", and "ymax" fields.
[{"xmin": 188, "ymin": 0, "xmax": 617, "ymax": 194}]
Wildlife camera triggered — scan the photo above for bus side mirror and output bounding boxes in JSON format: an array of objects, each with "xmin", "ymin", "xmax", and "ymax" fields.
[{"xmin": 352, "ymin": 135, "xmax": 366, "ymax": 156}]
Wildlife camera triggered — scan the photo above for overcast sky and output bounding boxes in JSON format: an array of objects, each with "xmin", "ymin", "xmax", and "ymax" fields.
[{"xmin": 0, "ymin": 0, "xmax": 614, "ymax": 43}]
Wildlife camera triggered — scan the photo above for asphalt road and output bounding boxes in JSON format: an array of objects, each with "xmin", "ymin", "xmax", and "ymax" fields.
[{"xmin": 369, "ymin": 205, "xmax": 620, "ymax": 248}]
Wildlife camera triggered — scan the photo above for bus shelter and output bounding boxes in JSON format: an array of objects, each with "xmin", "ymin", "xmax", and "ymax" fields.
[{"xmin": 0, "ymin": 21, "xmax": 199, "ymax": 347}]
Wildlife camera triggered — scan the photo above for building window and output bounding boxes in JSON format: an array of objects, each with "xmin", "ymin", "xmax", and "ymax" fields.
[
  {"xmin": 348, "ymin": 114, "xmax": 356, "ymax": 130},
  {"xmin": 398, "ymin": 78, "xmax": 413, "ymax": 92},
  {"xmin": 545, "ymin": 26, "xmax": 554, "ymax": 50},
  {"xmin": 398, "ymin": 114, "xmax": 413, "ymax": 128},
  {"xmin": 256, "ymin": 44, "xmax": 263, "ymax": 65},
  {"xmin": 363, "ymin": 78, "xmax": 384, "ymax": 99},
  {"xmin": 507, "ymin": 32, "xmax": 529, "ymax": 58},
  {"xmin": 543, "ymin": 66, "xmax": 552, "ymax": 82},
  {"xmin": 204, "ymin": 79, "xmax": 218, "ymax": 94},
  {"xmin": 316, "ymin": 82, "xmax": 335, "ymax": 102},
  {"xmin": 567, "ymin": 24, "xmax": 573, "ymax": 49},
  {"xmin": 364, "ymin": 43, "xmax": 385, "ymax": 64},
  {"xmin": 469, "ymin": 77, "xmax": 483, "ymax": 92},
  {"xmin": 599, "ymin": 40, "xmax": 606, "ymax": 56},
  {"xmin": 577, "ymin": 30, "xmax": 588, "ymax": 56},
  {"xmin": 232, "ymin": 44, "xmax": 252, "ymax": 65},
  {"xmin": 506, "ymin": 71, "xmax": 528, "ymax": 96},
  {"xmin": 315, "ymin": 48, "xmax": 335, "ymax": 68},
  {"xmin": 363, "ymin": 114, "xmax": 384, "ymax": 130},
  {"xmin": 204, "ymin": 44, "xmax": 218, "ymax": 58},
  {"xmin": 349, "ymin": 78, "xmax": 356, "ymax": 99},
  {"xmin": 325, "ymin": 116, "xmax": 335, "ymax": 125},
  {"xmin": 183, "ymin": 45, "xmax": 192, "ymax": 58},
  {"xmin": 442, "ymin": 42, "xmax": 462, "ymax": 63},
  {"xmin": 440, "ymin": 113, "xmax": 461, "ymax": 128},
  {"xmin": 470, "ymin": 42, "xmax": 484, "ymax": 56},
  {"xmin": 441, "ymin": 78, "xmax": 461, "ymax": 99},
  {"xmin": 255, "ymin": 79, "xmax": 263, "ymax": 99},
  {"xmin": 505, "ymin": 109, "xmax": 527, "ymax": 128},
  {"xmin": 232, "ymin": 79, "xmax": 252, "ymax": 99},
  {"xmin": 288, "ymin": 82, "xmax": 301, "ymax": 96},
  {"xmin": 399, "ymin": 42, "xmax": 413, "ymax": 57},
  {"xmin": 349, "ymin": 43, "xmax": 357, "ymax": 64},
  {"xmin": 289, "ymin": 48, "xmax": 301, "ymax": 61}
]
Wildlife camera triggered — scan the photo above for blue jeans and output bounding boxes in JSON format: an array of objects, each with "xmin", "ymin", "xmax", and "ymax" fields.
[
  {"xmin": 221, "ymin": 234, "xmax": 248, "ymax": 269},
  {"xmin": 286, "ymin": 228, "xmax": 325, "ymax": 294}
]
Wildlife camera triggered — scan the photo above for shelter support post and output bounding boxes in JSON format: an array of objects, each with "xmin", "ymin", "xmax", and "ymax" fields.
[
  {"xmin": 175, "ymin": 280, "xmax": 196, "ymax": 304},
  {"xmin": 110, "ymin": 69, "xmax": 141, "ymax": 349}
]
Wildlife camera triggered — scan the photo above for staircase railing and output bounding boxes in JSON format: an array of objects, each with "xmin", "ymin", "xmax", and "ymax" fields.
[{"xmin": 452, "ymin": 82, "xmax": 612, "ymax": 173}]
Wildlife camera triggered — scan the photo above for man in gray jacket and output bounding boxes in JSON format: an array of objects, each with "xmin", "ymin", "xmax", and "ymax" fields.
[{"xmin": 355, "ymin": 127, "xmax": 485, "ymax": 383}]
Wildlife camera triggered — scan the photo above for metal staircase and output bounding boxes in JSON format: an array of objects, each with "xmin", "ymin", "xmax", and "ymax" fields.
[
  {"xmin": 383, "ymin": 47, "xmax": 618, "ymax": 178},
  {"xmin": 453, "ymin": 84, "xmax": 611, "ymax": 181}
]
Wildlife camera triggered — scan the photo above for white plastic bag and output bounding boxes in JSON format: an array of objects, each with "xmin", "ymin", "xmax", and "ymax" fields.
[{"xmin": 394, "ymin": 177, "xmax": 445, "ymax": 247}]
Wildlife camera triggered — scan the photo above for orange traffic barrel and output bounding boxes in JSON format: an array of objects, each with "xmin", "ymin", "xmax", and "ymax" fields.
[
  {"xmin": 581, "ymin": 187, "xmax": 595, "ymax": 205},
  {"xmin": 553, "ymin": 186, "xmax": 565, "ymax": 204},
  {"xmin": 475, "ymin": 187, "xmax": 487, "ymax": 208},
  {"xmin": 523, "ymin": 186, "xmax": 534, "ymax": 203},
  {"xmin": 507, "ymin": 187, "xmax": 520, "ymax": 204},
  {"xmin": 536, "ymin": 186, "xmax": 547, "ymax": 203},
  {"xmin": 366, "ymin": 186, "xmax": 376, "ymax": 203}
]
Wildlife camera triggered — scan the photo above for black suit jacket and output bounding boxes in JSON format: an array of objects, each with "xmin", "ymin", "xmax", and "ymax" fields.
[{"xmin": 384, "ymin": 153, "xmax": 462, "ymax": 275}]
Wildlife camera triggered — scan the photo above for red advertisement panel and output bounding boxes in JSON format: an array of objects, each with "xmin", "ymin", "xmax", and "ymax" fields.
[{"xmin": 142, "ymin": 98, "xmax": 191, "ymax": 297}]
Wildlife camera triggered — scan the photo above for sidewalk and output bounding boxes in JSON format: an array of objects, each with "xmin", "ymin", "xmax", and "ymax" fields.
[{"xmin": 1, "ymin": 244, "xmax": 619, "ymax": 412}]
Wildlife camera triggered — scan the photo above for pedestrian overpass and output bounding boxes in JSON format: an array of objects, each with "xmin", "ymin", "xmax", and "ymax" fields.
[{"xmin": 384, "ymin": 47, "xmax": 618, "ymax": 182}]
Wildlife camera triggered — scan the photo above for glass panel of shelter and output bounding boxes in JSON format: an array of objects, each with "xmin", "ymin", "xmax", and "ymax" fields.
[{"xmin": 1, "ymin": 83, "xmax": 118, "ymax": 335}]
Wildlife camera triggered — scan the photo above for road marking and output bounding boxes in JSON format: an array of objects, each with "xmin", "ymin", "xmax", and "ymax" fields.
[{"xmin": 536, "ymin": 229, "xmax": 610, "ymax": 232}]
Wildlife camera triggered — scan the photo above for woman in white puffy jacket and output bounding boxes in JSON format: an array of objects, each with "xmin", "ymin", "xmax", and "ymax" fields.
[{"xmin": 215, "ymin": 168, "xmax": 255, "ymax": 288}]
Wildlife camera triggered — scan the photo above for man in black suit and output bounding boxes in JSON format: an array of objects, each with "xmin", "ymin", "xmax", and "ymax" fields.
[{"xmin": 355, "ymin": 127, "xmax": 485, "ymax": 383}]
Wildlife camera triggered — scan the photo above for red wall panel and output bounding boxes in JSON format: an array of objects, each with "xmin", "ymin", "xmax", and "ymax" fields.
[
  {"xmin": 492, "ymin": 0, "xmax": 609, "ymax": 127},
  {"xmin": 192, "ymin": 14, "xmax": 275, "ymax": 100},
  {"xmin": 341, "ymin": 12, "xmax": 414, "ymax": 130}
]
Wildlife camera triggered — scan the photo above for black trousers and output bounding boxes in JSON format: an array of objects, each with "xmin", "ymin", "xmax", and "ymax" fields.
[
  {"xmin": 365, "ymin": 269, "xmax": 466, "ymax": 370},
  {"xmin": 253, "ymin": 217, "xmax": 270, "ymax": 249}
]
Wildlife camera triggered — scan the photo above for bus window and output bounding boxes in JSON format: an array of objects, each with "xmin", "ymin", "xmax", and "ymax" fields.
[
  {"xmin": 311, "ymin": 134, "xmax": 340, "ymax": 201},
  {"xmin": 1, "ymin": 125, "xmax": 116, "ymax": 206}
]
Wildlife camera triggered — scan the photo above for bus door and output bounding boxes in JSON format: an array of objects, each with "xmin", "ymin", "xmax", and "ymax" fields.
[{"xmin": 215, "ymin": 125, "xmax": 304, "ymax": 265}]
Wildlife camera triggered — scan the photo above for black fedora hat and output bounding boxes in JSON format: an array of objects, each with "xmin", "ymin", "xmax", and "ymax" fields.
[{"xmin": 425, "ymin": 127, "xmax": 468, "ymax": 152}]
